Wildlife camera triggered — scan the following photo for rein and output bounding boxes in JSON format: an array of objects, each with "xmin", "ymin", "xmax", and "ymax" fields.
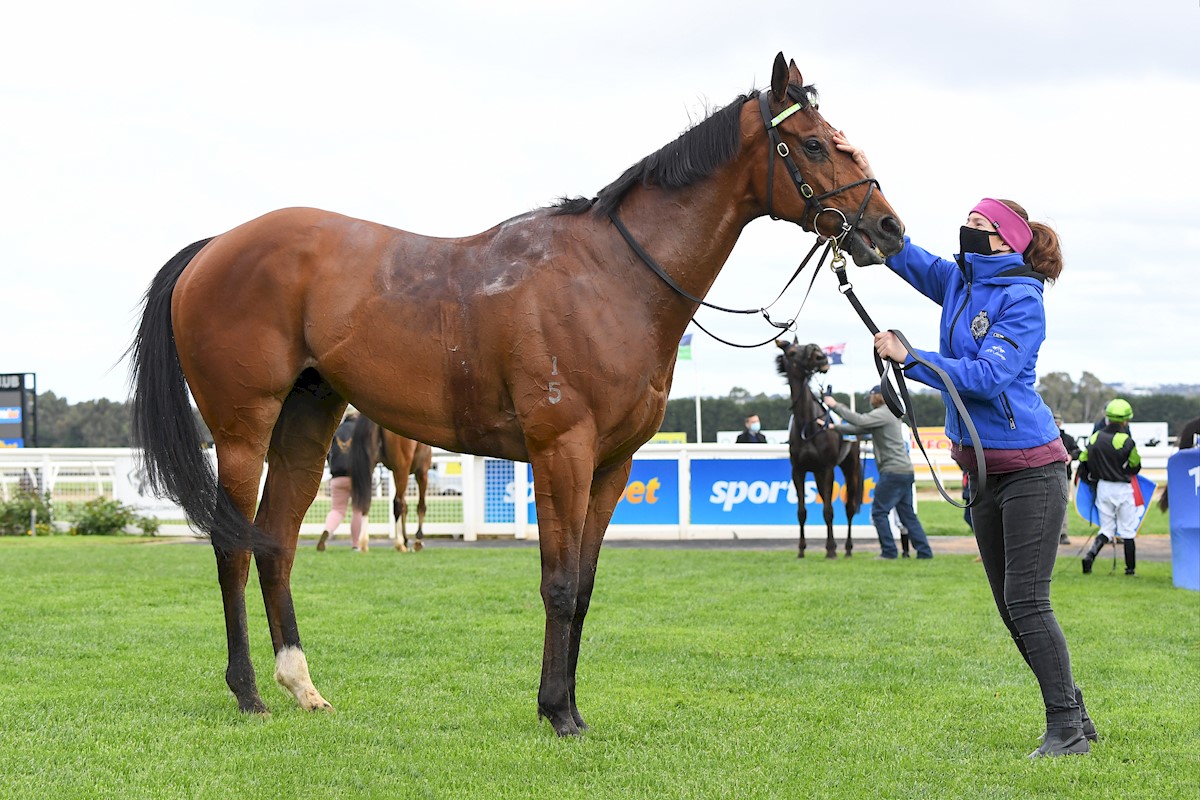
[{"xmin": 828, "ymin": 248, "xmax": 987, "ymax": 509}]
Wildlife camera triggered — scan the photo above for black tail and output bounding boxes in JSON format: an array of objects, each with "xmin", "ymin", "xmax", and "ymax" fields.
[
  {"xmin": 128, "ymin": 238, "xmax": 267, "ymax": 554},
  {"xmin": 348, "ymin": 415, "xmax": 381, "ymax": 514}
]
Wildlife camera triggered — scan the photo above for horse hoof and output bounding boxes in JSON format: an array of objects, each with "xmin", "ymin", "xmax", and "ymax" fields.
[
  {"xmin": 538, "ymin": 705, "xmax": 582, "ymax": 737},
  {"xmin": 825, "ymin": 551, "xmax": 838, "ymax": 560},
  {"xmin": 238, "ymin": 697, "xmax": 270, "ymax": 715},
  {"xmin": 413, "ymin": 540, "xmax": 423, "ymax": 552},
  {"xmin": 395, "ymin": 542, "xmax": 408, "ymax": 552}
]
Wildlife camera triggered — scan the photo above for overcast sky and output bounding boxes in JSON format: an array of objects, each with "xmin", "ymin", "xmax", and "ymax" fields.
[{"xmin": 2, "ymin": 1, "xmax": 1197, "ymax": 407}]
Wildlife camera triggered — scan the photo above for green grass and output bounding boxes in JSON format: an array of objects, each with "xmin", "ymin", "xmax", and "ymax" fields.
[{"xmin": 0, "ymin": 537, "xmax": 1196, "ymax": 799}]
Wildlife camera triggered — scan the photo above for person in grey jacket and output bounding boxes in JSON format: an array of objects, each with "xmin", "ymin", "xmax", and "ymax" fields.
[{"xmin": 823, "ymin": 386, "xmax": 933, "ymax": 559}]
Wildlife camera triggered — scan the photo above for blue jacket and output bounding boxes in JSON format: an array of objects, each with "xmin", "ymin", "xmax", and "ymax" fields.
[{"xmin": 886, "ymin": 236, "xmax": 1060, "ymax": 450}]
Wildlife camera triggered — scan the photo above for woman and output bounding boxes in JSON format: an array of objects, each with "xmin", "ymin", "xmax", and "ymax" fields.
[
  {"xmin": 834, "ymin": 132, "xmax": 1094, "ymax": 758},
  {"xmin": 315, "ymin": 407, "xmax": 364, "ymax": 552}
]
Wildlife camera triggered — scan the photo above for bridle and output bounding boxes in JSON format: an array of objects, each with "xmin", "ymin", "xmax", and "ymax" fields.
[
  {"xmin": 756, "ymin": 87, "xmax": 879, "ymax": 247},
  {"xmin": 606, "ymin": 85, "xmax": 880, "ymax": 348}
]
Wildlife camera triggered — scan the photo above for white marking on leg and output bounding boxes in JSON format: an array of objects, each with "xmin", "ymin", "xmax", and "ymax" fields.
[{"xmin": 274, "ymin": 646, "xmax": 332, "ymax": 711}]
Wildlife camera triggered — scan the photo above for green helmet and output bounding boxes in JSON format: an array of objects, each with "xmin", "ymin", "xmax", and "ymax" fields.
[{"xmin": 1105, "ymin": 398, "xmax": 1133, "ymax": 422}]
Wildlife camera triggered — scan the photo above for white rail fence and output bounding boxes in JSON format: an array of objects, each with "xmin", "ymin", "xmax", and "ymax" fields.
[{"xmin": 0, "ymin": 443, "xmax": 1175, "ymax": 542}]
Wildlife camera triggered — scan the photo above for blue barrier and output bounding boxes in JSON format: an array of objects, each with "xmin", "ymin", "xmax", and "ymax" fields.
[{"xmin": 1167, "ymin": 448, "xmax": 1200, "ymax": 591}]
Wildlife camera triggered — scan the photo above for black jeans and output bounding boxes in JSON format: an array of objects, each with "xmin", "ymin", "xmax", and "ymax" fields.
[{"xmin": 969, "ymin": 463, "xmax": 1081, "ymax": 730}]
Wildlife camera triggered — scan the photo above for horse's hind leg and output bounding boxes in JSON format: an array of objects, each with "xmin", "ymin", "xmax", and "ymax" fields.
[
  {"xmin": 215, "ymin": 547, "xmax": 267, "ymax": 713},
  {"xmin": 256, "ymin": 373, "xmax": 344, "ymax": 711},
  {"xmin": 392, "ymin": 482, "xmax": 409, "ymax": 552},
  {"xmin": 413, "ymin": 469, "xmax": 428, "ymax": 552}
]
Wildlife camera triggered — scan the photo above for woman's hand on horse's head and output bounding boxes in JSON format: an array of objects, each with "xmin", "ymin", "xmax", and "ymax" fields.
[
  {"xmin": 874, "ymin": 331, "xmax": 909, "ymax": 363},
  {"xmin": 833, "ymin": 130, "xmax": 875, "ymax": 181}
]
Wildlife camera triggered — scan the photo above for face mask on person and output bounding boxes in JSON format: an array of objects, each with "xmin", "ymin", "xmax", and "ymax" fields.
[
  {"xmin": 749, "ymin": 422, "xmax": 761, "ymax": 433},
  {"xmin": 959, "ymin": 225, "xmax": 996, "ymax": 257}
]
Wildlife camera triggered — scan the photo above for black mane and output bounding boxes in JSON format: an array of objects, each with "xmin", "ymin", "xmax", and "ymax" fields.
[{"xmin": 553, "ymin": 89, "xmax": 765, "ymax": 218}]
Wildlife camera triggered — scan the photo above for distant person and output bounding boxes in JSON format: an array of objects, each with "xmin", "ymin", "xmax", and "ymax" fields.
[
  {"xmin": 1056, "ymin": 415, "xmax": 1081, "ymax": 545},
  {"xmin": 824, "ymin": 386, "xmax": 933, "ymax": 560},
  {"xmin": 736, "ymin": 414, "xmax": 768, "ymax": 443},
  {"xmin": 316, "ymin": 407, "xmax": 365, "ymax": 552},
  {"xmin": 1078, "ymin": 399, "xmax": 1142, "ymax": 576}
]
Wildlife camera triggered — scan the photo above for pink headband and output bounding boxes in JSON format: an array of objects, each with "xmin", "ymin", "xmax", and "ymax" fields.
[{"xmin": 971, "ymin": 198, "xmax": 1033, "ymax": 255}]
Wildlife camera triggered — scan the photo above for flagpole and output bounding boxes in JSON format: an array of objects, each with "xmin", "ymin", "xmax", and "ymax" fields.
[{"xmin": 695, "ymin": 379, "xmax": 702, "ymax": 443}]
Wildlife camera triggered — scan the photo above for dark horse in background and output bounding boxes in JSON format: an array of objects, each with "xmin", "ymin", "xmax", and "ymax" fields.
[
  {"xmin": 776, "ymin": 340, "xmax": 863, "ymax": 558},
  {"xmin": 128, "ymin": 53, "xmax": 903, "ymax": 736},
  {"xmin": 348, "ymin": 415, "xmax": 433, "ymax": 553},
  {"xmin": 1158, "ymin": 415, "xmax": 1200, "ymax": 512}
]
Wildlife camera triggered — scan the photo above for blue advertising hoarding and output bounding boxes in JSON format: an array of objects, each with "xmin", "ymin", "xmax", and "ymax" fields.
[
  {"xmin": 482, "ymin": 455, "xmax": 879, "ymax": 527},
  {"xmin": 483, "ymin": 458, "xmax": 680, "ymax": 525},
  {"xmin": 690, "ymin": 457, "xmax": 877, "ymax": 525}
]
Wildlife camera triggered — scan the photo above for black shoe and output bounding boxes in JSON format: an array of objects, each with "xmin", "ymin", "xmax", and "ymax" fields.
[
  {"xmin": 1077, "ymin": 686, "xmax": 1098, "ymax": 742},
  {"xmin": 1081, "ymin": 534, "xmax": 1106, "ymax": 574},
  {"xmin": 1029, "ymin": 727, "xmax": 1090, "ymax": 759}
]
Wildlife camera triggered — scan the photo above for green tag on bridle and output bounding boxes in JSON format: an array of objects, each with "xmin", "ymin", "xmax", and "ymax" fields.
[{"xmin": 770, "ymin": 103, "xmax": 803, "ymax": 127}]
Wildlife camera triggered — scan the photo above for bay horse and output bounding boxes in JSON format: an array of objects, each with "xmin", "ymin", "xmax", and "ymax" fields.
[
  {"xmin": 775, "ymin": 339, "xmax": 864, "ymax": 558},
  {"xmin": 128, "ymin": 53, "xmax": 903, "ymax": 736},
  {"xmin": 348, "ymin": 415, "xmax": 433, "ymax": 552}
]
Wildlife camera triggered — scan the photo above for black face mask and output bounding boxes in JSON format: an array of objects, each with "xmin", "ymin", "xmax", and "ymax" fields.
[{"xmin": 959, "ymin": 225, "xmax": 996, "ymax": 257}]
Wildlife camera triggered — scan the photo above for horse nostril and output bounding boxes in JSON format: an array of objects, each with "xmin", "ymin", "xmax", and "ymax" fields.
[{"xmin": 880, "ymin": 216, "xmax": 903, "ymax": 238}]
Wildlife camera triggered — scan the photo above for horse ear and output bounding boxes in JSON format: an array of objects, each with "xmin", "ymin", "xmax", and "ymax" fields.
[
  {"xmin": 775, "ymin": 338, "xmax": 788, "ymax": 350},
  {"xmin": 788, "ymin": 58, "xmax": 805, "ymax": 88},
  {"xmin": 771, "ymin": 52, "xmax": 789, "ymax": 102}
]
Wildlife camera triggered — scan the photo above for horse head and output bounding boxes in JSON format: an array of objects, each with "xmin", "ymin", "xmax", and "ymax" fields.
[
  {"xmin": 775, "ymin": 339, "xmax": 830, "ymax": 385},
  {"xmin": 755, "ymin": 53, "xmax": 904, "ymax": 266}
]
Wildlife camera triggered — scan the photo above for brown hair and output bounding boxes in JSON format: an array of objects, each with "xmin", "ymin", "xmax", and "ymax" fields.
[{"xmin": 998, "ymin": 199, "xmax": 1062, "ymax": 282}]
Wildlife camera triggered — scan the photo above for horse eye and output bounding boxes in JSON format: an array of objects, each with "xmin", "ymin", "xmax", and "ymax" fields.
[{"xmin": 803, "ymin": 139, "xmax": 823, "ymax": 155}]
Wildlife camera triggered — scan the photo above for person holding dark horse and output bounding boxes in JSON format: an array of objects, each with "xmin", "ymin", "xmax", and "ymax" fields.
[
  {"xmin": 835, "ymin": 133, "xmax": 1095, "ymax": 758},
  {"xmin": 824, "ymin": 385, "xmax": 933, "ymax": 559},
  {"xmin": 316, "ymin": 407, "xmax": 364, "ymax": 552}
]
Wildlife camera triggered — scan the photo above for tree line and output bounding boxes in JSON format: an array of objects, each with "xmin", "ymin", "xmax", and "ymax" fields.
[{"xmin": 21, "ymin": 376, "xmax": 1200, "ymax": 448}]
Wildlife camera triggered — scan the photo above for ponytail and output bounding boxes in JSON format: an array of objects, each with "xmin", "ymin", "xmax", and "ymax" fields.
[{"xmin": 998, "ymin": 199, "xmax": 1062, "ymax": 282}]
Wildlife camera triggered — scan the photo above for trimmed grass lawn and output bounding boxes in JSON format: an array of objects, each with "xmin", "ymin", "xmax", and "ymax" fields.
[{"xmin": 0, "ymin": 536, "xmax": 1196, "ymax": 799}]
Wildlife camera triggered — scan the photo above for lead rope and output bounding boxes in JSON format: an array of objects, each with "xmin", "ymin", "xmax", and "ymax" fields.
[{"xmin": 827, "ymin": 244, "xmax": 987, "ymax": 509}]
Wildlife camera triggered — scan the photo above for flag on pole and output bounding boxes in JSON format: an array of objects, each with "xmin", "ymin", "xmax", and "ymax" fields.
[
  {"xmin": 677, "ymin": 333, "xmax": 693, "ymax": 361},
  {"xmin": 823, "ymin": 342, "xmax": 845, "ymax": 365}
]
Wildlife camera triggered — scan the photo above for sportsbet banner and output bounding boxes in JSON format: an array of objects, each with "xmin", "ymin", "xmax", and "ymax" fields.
[
  {"xmin": 484, "ymin": 456, "xmax": 878, "ymax": 526},
  {"xmin": 691, "ymin": 458, "xmax": 877, "ymax": 525}
]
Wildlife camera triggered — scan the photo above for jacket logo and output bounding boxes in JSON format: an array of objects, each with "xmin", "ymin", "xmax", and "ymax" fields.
[{"xmin": 970, "ymin": 310, "xmax": 990, "ymax": 340}]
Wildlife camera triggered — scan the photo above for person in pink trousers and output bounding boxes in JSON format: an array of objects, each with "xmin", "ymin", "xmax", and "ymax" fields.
[{"xmin": 316, "ymin": 408, "xmax": 364, "ymax": 551}]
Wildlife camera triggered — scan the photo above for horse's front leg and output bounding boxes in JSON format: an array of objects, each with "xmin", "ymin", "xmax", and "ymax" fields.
[
  {"xmin": 791, "ymin": 466, "xmax": 807, "ymax": 559},
  {"xmin": 567, "ymin": 458, "xmax": 633, "ymax": 731},
  {"xmin": 529, "ymin": 436, "xmax": 596, "ymax": 737},
  {"xmin": 816, "ymin": 469, "xmax": 837, "ymax": 559}
]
